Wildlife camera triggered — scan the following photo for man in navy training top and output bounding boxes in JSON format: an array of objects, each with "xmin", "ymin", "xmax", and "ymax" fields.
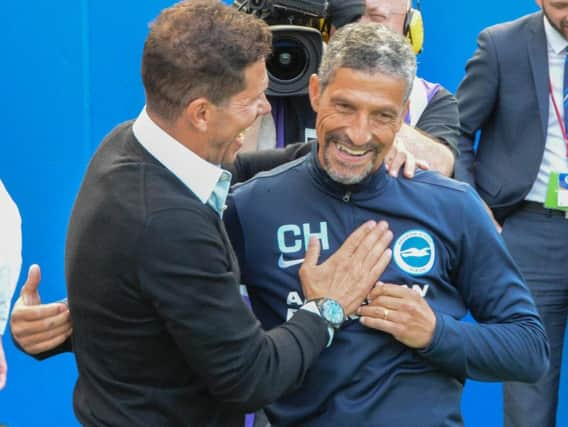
[
  {"xmin": 225, "ymin": 23, "xmax": 549, "ymax": 426},
  {"xmin": 240, "ymin": 0, "xmax": 457, "ymax": 178}
]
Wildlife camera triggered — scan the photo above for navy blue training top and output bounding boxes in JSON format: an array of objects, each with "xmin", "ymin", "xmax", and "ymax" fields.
[{"xmin": 225, "ymin": 143, "xmax": 548, "ymax": 427}]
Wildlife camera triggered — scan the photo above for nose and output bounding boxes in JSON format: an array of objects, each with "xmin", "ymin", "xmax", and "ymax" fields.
[{"xmin": 345, "ymin": 112, "xmax": 372, "ymax": 146}]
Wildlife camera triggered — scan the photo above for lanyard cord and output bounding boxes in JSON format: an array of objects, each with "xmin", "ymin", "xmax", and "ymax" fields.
[{"xmin": 548, "ymin": 79, "xmax": 568, "ymax": 158}]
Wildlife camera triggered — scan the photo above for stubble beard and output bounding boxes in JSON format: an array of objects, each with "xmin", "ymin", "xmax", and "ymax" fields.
[{"xmin": 321, "ymin": 136, "xmax": 382, "ymax": 185}]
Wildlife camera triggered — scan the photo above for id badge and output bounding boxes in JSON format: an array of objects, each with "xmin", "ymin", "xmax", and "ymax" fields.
[
  {"xmin": 558, "ymin": 173, "xmax": 568, "ymax": 207},
  {"xmin": 544, "ymin": 172, "xmax": 568, "ymax": 214}
]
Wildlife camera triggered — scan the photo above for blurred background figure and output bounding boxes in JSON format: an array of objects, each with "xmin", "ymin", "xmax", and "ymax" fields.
[{"xmin": 0, "ymin": 179, "xmax": 22, "ymax": 390}]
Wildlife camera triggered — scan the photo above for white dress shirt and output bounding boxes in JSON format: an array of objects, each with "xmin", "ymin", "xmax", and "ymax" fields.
[
  {"xmin": 132, "ymin": 107, "xmax": 231, "ymax": 217},
  {"xmin": 0, "ymin": 179, "xmax": 22, "ymax": 335},
  {"xmin": 526, "ymin": 16, "xmax": 568, "ymax": 202}
]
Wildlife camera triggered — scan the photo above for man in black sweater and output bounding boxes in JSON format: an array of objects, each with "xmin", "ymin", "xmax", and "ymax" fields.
[{"xmin": 13, "ymin": 1, "xmax": 393, "ymax": 426}]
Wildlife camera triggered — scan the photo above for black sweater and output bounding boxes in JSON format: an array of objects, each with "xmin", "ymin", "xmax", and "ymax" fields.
[{"xmin": 64, "ymin": 122, "xmax": 325, "ymax": 426}]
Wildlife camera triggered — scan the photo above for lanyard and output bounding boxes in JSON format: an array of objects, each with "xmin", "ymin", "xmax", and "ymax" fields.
[{"xmin": 548, "ymin": 79, "xmax": 568, "ymax": 158}]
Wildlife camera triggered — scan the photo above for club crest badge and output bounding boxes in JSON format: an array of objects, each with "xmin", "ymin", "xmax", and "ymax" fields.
[{"xmin": 393, "ymin": 229, "xmax": 436, "ymax": 276}]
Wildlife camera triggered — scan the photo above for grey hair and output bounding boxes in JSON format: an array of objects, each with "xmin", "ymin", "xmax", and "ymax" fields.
[{"xmin": 318, "ymin": 23, "xmax": 416, "ymax": 102}]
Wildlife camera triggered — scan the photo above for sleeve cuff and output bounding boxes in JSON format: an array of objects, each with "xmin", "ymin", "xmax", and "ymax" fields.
[{"xmin": 300, "ymin": 301, "xmax": 334, "ymax": 347}]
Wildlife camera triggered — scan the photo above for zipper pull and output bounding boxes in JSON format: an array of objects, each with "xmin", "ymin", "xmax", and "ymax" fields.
[{"xmin": 342, "ymin": 191, "xmax": 351, "ymax": 203}]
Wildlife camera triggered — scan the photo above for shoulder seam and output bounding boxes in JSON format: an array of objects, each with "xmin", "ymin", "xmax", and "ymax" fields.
[
  {"xmin": 411, "ymin": 172, "xmax": 470, "ymax": 194},
  {"xmin": 233, "ymin": 155, "xmax": 307, "ymax": 190}
]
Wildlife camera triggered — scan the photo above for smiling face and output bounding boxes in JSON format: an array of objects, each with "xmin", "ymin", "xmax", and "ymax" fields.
[
  {"xmin": 205, "ymin": 59, "xmax": 271, "ymax": 164},
  {"xmin": 310, "ymin": 67, "xmax": 407, "ymax": 184}
]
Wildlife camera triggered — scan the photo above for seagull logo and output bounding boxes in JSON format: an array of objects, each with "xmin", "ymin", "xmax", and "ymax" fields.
[
  {"xmin": 400, "ymin": 247, "xmax": 431, "ymax": 258},
  {"xmin": 393, "ymin": 229, "xmax": 436, "ymax": 276},
  {"xmin": 278, "ymin": 254, "xmax": 305, "ymax": 269}
]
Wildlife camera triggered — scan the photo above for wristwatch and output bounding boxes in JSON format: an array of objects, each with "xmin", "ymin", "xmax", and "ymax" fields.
[
  {"xmin": 301, "ymin": 298, "xmax": 346, "ymax": 347},
  {"xmin": 313, "ymin": 298, "xmax": 346, "ymax": 328}
]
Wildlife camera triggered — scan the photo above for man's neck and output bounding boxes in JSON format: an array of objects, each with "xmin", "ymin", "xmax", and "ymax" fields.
[{"xmin": 146, "ymin": 108, "xmax": 209, "ymax": 161}]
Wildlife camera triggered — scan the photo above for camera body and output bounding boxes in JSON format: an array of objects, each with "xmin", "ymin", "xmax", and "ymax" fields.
[
  {"xmin": 246, "ymin": 0, "xmax": 328, "ymax": 18},
  {"xmin": 236, "ymin": 0, "xmax": 329, "ymax": 97}
]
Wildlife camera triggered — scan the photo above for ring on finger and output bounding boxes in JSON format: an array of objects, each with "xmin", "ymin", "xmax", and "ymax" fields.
[{"xmin": 383, "ymin": 308, "xmax": 389, "ymax": 321}]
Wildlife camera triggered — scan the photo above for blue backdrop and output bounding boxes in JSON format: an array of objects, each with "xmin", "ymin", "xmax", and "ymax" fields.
[{"xmin": 1, "ymin": 1, "xmax": 566, "ymax": 425}]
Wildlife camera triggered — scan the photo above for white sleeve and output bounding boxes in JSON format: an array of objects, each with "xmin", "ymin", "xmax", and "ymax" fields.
[{"xmin": 0, "ymin": 179, "xmax": 22, "ymax": 335}]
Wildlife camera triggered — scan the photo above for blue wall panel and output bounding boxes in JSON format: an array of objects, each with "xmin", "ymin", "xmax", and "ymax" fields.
[{"xmin": 1, "ymin": 1, "xmax": 565, "ymax": 425}]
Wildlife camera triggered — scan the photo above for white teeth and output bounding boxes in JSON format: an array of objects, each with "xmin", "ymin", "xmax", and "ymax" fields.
[{"xmin": 336, "ymin": 143, "xmax": 367, "ymax": 156}]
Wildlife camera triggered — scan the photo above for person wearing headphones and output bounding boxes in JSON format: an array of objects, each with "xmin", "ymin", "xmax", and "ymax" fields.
[
  {"xmin": 242, "ymin": 0, "xmax": 458, "ymax": 177},
  {"xmin": 357, "ymin": 0, "xmax": 457, "ymax": 176}
]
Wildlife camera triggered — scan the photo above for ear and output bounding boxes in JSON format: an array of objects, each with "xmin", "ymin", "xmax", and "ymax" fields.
[
  {"xmin": 402, "ymin": 99, "xmax": 410, "ymax": 119},
  {"xmin": 308, "ymin": 74, "xmax": 322, "ymax": 113},
  {"xmin": 395, "ymin": 100, "xmax": 410, "ymax": 133},
  {"xmin": 183, "ymin": 97, "xmax": 214, "ymax": 133}
]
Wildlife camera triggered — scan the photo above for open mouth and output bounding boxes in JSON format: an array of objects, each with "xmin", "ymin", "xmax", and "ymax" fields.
[{"xmin": 335, "ymin": 142, "xmax": 373, "ymax": 157}]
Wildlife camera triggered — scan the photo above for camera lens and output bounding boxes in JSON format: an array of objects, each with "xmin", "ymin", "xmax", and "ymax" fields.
[
  {"xmin": 266, "ymin": 26, "xmax": 323, "ymax": 97},
  {"xmin": 268, "ymin": 39, "xmax": 308, "ymax": 82}
]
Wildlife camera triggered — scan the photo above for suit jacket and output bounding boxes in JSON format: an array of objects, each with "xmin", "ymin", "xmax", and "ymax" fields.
[
  {"xmin": 65, "ymin": 121, "xmax": 328, "ymax": 426},
  {"xmin": 455, "ymin": 11, "xmax": 549, "ymax": 220}
]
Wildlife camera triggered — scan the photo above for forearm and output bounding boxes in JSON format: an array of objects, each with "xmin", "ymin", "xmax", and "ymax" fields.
[
  {"xmin": 454, "ymin": 134, "xmax": 476, "ymax": 185},
  {"xmin": 140, "ymin": 208, "xmax": 328, "ymax": 411},
  {"xmin": 208, "ymin": 310, "xmax": 327, "ymax": 411},
  {"xmin": 422, "ymin": 188, "xmax": 550, "ymax": 383},
  {"xmin": 418, "ymin": 313, "xmax": 548, "ymax": 382},
  {"xmin": 455, "ymin": 30, "xmax": 500, "ymax": 184},
  {"xmin": 11, "ymin": 332, "xmax": 72, "ymax": 360}
]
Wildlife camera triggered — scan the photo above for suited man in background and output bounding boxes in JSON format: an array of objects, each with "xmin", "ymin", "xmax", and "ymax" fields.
[{"xmin": 455, "ymin": 1, "xmax": 568, "ymax": 425}]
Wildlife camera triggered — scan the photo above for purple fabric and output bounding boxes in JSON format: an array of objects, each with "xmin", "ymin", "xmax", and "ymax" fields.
[
  {"xmin": 245, "ymin": 413, "xmax": 255, "ymax": 427},
  {"xmin": 405, "ymin": 77, "xmax": 441, "ymax": 125},
  {"xmin": 271, "ymin": 98, "xmax": 286, "ymax": 148},
  {"xmin": 422, "ymin": 78, "xmax": 441, "ymax": 103},
  {"xmin": 242, "ymin": 294, "xmax": 251, "ymax": 308}
]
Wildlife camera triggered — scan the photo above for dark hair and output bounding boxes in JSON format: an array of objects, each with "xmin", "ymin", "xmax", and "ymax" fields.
[{"xmin": 142, "ymin": 0, "xmax": 272, "ymax": 121}]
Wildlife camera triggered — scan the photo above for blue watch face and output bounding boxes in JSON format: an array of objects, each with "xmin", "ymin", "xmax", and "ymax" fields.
[{"xmin": 321, "ymin": 300, "xmax": 344, "ymax": 326}]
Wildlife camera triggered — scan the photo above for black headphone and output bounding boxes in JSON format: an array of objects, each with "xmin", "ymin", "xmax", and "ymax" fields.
[{"xmin": 402, "ymin": 0, "xmax": 424, "ymax": 54}]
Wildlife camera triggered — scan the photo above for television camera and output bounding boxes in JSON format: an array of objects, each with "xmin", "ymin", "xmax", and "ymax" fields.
[{"xmin": 235, "ymin": 0, "xmax": 330, "ymax": 97}]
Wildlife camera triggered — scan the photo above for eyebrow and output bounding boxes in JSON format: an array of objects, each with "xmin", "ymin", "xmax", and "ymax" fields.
[
  {"xmin": 373, "ymin": 107, "xmax": 398, "ymax": 117},
  {"xmin": 330, "ymin": 95, "xmax": 354, "ymax": 105}
]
